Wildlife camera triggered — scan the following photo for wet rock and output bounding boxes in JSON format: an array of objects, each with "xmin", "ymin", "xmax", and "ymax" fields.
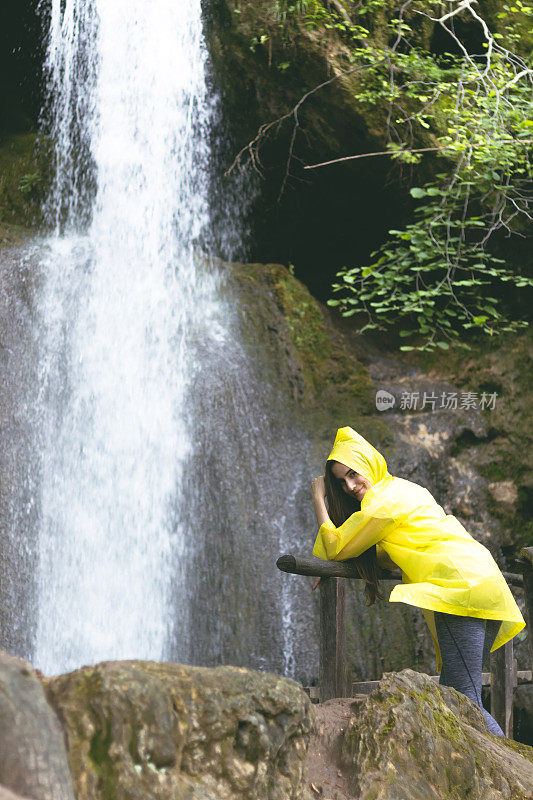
[
  {"xmin": 0, "ymin": 651, "xmax": 75, "ymax": 800},
  {"xmin": 42, "ymin": 659, "xmax": 314, "ymax": 800}
]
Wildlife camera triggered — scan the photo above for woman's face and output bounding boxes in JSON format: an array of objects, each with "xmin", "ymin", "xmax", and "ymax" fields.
[{"xmin": 331, "ymin": 461, "xmax": 373, "ymax": 502}]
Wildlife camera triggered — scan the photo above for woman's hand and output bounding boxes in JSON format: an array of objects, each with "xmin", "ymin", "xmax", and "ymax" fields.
[
  {"xmin": 311, "ymin": 475, "xmax": 326, "ymax": 499},
  {"xmin": 311, "ymin": 475, "xmax": 329, "ymax": 531}
]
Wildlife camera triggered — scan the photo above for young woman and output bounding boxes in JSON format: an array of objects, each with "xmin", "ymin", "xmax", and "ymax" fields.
[{"xmin": 311, "ymin": 426, "xmax": 526, "ymax": 737}]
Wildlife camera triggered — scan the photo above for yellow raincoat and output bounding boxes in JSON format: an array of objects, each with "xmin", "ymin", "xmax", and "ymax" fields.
[{"xmin": 312, "ymin": 426, "xmax": 525, "ymax": 670}]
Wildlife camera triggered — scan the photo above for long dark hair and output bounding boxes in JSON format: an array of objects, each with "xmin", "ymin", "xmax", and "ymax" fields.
[{"xmin": 324, "ymin": 460, "xmax": 385, "ymax": 606}]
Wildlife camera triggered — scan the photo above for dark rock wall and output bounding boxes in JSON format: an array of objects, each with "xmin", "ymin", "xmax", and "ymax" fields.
[{"xmin": 0, "ymin": 0, "xmax": 44, "ymax": 134}]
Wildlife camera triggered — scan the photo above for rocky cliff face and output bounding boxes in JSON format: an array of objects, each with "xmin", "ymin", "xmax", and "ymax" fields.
[
  {"xmin": 225, "ymin": 260, "xmax": 532, "ymax": 675},
  {"xmin": 1, "ymin": 248, "xmax": 530, "ymax": 683}
]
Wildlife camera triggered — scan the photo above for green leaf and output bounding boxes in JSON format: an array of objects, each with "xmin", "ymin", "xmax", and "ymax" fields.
[{"xmin": 410, "ymin": 188, "xmax": 427, "ymax": 198}]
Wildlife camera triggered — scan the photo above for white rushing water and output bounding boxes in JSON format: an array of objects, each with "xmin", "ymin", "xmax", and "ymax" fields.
[{"xmin": 34, "ymin": 0, "xmax": 218, "ymax": 673}]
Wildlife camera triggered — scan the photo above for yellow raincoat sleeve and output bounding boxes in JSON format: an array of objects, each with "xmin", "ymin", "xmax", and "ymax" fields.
[{"xmin": 312, "ymin": 498, "xmax": 396, "ymax": 561}]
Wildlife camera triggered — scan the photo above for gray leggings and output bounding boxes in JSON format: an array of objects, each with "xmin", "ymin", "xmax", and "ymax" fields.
[{"xmin": 434, "ymin": 611, "xmax": 504, "ymax": 736}]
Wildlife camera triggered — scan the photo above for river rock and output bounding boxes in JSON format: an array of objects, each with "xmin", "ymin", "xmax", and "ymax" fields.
[
  {"xmin": 42, "ymin": 659, "xmax": 314, "ymax": 800},
  {"xmin": 340, "ymin": 668, "xmax": 533, "ymax": 800},
  {"xmin": 0, "ymin": 651, "xmax": 75, "ymax": 800}
]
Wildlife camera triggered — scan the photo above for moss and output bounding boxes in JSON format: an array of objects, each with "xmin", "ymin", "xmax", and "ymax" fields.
[
  {"xmin": 227, "ymin": 261, "xmax": 391, "ymax": 444},
  {"xmin": 128, "ymin": 722, "xmax": 141, "ymax": 764},
  {"xmin": 74, "ymin": 669, "xmax": 104, "ymax": 704},
  {"xmin": 0, "ymin": 133, "xmax": 47, "ymax": 227},
  {"xmin": 271, "ymin": 266, "xmax": 328, "ymax": 385},
  {"xmin": 430, "ymin": 707, "xmax": 468, "ymax": 747},
  {"xmin": 0, "ymin": 220, "xmax": 32, "ymax": 249},
  {"xmin": 496, "ymin": 736, "xmax": 533, "ymax": 763},
  {"xmin": 379, "ymin": 713, "xmax": 396, "ymax": 737},
  {"xmin": 267, "ymin": 265, "xmax": 377, "ymax": 424},
  {"xmin": 478, "ymin": 462, "xmax": 514, "ymax": 483},
  {"xmin": 371, "ymin": 690, "xmax": 403, "ymax": 709},
  {"xmin": 89, "ymin": 715, "xmax": 118, "ymax": 800}
]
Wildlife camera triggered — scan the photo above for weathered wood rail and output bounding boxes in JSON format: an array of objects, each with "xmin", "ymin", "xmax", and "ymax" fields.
[{"xmin": 277, "ymin": 546, "xmax": 533, "ymax": 739}]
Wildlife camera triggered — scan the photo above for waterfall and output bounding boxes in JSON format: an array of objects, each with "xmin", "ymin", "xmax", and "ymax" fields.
[
  {"xmin": 0, "ymin": 0, "xmax": 321, "ymax": 682},
  {"xmin": 33, "ymin": 0, "xmax": 217, "ymax": 674}
]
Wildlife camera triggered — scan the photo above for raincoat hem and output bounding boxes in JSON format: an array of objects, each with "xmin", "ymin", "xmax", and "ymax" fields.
[
  {"xmin": 390, "ymin": 594, "xmax": 525, "ymax": 672},
  {"xmin": 388, "ymin": 591, "xmax": 525, "ymax": 625}
]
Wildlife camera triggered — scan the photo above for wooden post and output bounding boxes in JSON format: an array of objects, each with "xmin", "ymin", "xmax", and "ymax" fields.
[
  {"xmin": 519, "ymin": 547, "xmax": 533, "ymax": 677},
  {"xmin": 276, "ymin": 551, "xmax": 527, "ymax": 716},
  {"xmin": 490, "ymin": 638, "xmax": 514, "ymax": 737},
  {"xmin": 319, "ymin": 577, "xmax": 347, "ymax": 701}
]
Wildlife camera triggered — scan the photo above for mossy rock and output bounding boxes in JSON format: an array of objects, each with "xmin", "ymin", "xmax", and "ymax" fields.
[
  {"xmin": 341, "ymin": 668, "xmax": 533, "ymax": 799},
  {"xmin": 0, "ymin": 133, "xmax": 48, "ymax": 228},
  {"xmin": 225, "ymin": 261, "xmax": 391, "ymax": 448},
  {"xmin": 43, "ymin": 659, "xmax": 314, "ymax": 800}
]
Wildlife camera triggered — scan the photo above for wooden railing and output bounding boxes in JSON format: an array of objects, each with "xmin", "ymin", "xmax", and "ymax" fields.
[{"xmin": 277, "ymin": 546, "xmax": 533, "ymax": 738}]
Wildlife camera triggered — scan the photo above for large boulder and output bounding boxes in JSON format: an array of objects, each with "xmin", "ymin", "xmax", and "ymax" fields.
[
  {"xmin": 339, "ymin": 669, "xmax": 533, "ymax": 800},
  {"xmin": 0, "ymin": 652, "xmax": 75, "ymax": 800},
  {"xmin": 42, "ymin": 659, "xmax": 314, "ymax": 800}
]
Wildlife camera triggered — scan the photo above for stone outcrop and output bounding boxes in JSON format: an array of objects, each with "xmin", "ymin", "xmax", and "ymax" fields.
[
  {"xmin": 0, "ymin": 652, "xmax": 75, "ymax": 800},
  {"xmin": 2, "ymin": 651, "xmax": 533, "ymax": 800},
  {"xmin": 42, "ymin": 659, "xmax": 313, "ymax": 800},
  {"xmin": 345, "ymin": 669, "xmax": 533, "ymax": 799},
  {"xmin": 309, "ymin": 669, "xmax": 533, "ymax": 800}
]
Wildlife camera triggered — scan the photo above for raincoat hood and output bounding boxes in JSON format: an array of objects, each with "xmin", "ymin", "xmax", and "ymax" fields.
[
  {"xmin": 316, "ymin": 427, "xmax": 525, "ymax": 670},
  {"xmin": 327, "ymin": 426, "xmax": 392, "ymax": 485}
]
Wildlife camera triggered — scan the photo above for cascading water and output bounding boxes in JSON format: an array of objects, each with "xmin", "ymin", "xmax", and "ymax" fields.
[
  {"xmin": 0, "ymin": 0, "xmax": 320, "ymax": 683},
  {"xmin": 33, "ymin": 0, "xmax": 218, "ymax": 674}
]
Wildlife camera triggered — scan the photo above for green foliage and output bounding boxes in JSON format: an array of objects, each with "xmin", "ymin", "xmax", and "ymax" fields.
[
  {"xmin": 329, "ymin": 179, "xmax": 533, "ymax": 350},
  {"xmin": 323, "ymin": 2, "xmax": 532, "ymax": 351},
  {"xmin": 18, "ymin": 172, "xmax": 42, "ymax": 194},
  {"xmin": 241, "ymin": 1, "xmax": 533, "ymax": 352}
]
